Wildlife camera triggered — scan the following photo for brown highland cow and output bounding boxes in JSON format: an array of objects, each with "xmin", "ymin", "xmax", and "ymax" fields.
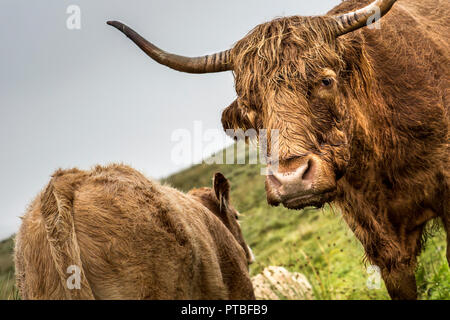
[
  {"xmin": 108, "ymin": 0, "xmax": 449, "ymax": 299},
  {"xmin": 14, "ymin": 165, "xmax": 255, "ymax": 299}
]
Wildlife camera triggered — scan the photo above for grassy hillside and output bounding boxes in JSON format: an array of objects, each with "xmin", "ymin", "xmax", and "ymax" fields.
[
  {"xmin": 0, "ymin": 145, "xmax": 448, "ymax": 299},
  {"xmin": 163, "ymin": 146, "xmax": 449, "ymax": 300}
]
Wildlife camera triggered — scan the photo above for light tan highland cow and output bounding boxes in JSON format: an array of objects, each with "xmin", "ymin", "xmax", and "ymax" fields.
[{"xmin": 14, "ymin": 164, "xmax": 255, "ymax": 300}]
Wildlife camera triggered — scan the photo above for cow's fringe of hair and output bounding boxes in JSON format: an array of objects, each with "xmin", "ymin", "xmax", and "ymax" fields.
[
  {"xmin": 229, "ymin": 15, "xmax": 380, "ymax": 159},
  {"xmin": 231, "ymin": 16, "xmax": 343, "ymax": 109}
]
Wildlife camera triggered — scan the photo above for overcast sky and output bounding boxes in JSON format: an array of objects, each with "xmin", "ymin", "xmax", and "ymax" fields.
[{"xmin": 0, "ymin": 0, "xmax": 340, "ymax": 239}]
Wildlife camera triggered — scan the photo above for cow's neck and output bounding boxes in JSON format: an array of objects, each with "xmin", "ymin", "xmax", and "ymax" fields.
[{"xmin": 337, "ymin": 27, "xmax": 447, "ymax": 208}]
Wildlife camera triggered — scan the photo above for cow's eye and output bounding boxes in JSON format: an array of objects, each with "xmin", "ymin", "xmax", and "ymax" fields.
[
  {"xmin": 235, "ymin": 214, "xmax": 239, "ymax": 220},
  {"xmin": 321, "ymin": 78, "xmax": 333, "ymax": 87}
]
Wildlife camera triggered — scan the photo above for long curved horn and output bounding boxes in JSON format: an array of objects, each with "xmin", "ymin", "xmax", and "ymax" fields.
[
  {"xmin": 107, "ymin": 21, "xmax": 232, "ymax": 74},
  {"xmin": 334, "ymin": 0, "xmax": 397, "ymax": 36}
]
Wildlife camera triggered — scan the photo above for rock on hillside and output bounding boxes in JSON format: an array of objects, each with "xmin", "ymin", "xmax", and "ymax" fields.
[{"xmin": 252, "ymin": 266, "xmax": 313, "ymax": 300}]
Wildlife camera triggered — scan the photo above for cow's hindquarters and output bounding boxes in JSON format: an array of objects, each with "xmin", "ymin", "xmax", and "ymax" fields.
[
  {"xmin": 39, "ymin": 175, "xmax": 95, "ymax": 299},
  {"xmin": 14, "ymin": 171, "xmax": 95, "ymax": 300}
]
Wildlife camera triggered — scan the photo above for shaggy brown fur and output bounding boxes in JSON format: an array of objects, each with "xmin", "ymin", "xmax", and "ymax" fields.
[
  {"xmin": 221, "ymin": 0, "xmax": 449, "ymax": 299},
  {"xmin": 14, "ymin": 165, "xmax": 255, "ymax": 300}
]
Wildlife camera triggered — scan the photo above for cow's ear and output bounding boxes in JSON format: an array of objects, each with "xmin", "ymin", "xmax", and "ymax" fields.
[
  {"xmin": 213, "ymin": 172, "xmax": 230, "ymax": 210},
  {"xmin": 221, "ymin": 99, "xmax": 259, "ymax": 135}
]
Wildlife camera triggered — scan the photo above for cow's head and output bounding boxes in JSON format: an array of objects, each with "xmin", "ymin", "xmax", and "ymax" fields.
[
  {"xmin": 108, "ymin": 0, "xmax": 396, "ymax": 210},
  {"xmin": 188, "ymin": 173, "xmax": 255, "ymax": 265}
]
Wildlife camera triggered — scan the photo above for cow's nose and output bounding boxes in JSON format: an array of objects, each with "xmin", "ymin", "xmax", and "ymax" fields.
[
  {"xmin": 266, "ymin": 156, "xmax": 317, "ymax": 203},
  {"xmin": 269, "ymin": 159, "xmax": 315, "ymax": 190}
]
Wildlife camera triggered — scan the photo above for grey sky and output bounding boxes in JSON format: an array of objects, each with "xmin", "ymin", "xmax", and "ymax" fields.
[{"xmin": 0, "ymin": 0, "xmax": 340, "ymax": 239}]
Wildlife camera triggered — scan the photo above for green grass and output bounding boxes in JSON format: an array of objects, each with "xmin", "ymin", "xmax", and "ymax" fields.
[
  {"xmin": 0, "ymin": 237, "xmax": 19, "ymax": 300},
  {"xmin": 0, "ymin": 145, "xmax": 448, "ymax": 300}
]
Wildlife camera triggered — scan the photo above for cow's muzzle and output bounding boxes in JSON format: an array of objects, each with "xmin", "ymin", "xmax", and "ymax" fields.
[{"xmin": 265, "ymin": 154, "xmax": 337, "ymax": 210}]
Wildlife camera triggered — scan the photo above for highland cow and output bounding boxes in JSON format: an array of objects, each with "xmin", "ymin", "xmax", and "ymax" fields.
[
  {"xmin": 108, "ymin": 0, "xmax": 449, "ymax": 299},
  {"xmin": 14, "ymin": 165, "xmax": 255, "ymax": 300}
]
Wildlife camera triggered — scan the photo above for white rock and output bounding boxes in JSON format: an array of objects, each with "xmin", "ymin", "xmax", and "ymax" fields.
[{"xmin": 251, "ymin": 266, "xmax": 314, "ymax": 300}]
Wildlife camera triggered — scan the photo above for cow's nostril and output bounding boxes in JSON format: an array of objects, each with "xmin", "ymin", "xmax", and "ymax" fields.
[
  {"xmin": 268, "ymin": 173, "xmax": 282, "ymax": 189},
  {"xmin": 301, "ymin": 159, "xmax": 315, "ymax": 182}
]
